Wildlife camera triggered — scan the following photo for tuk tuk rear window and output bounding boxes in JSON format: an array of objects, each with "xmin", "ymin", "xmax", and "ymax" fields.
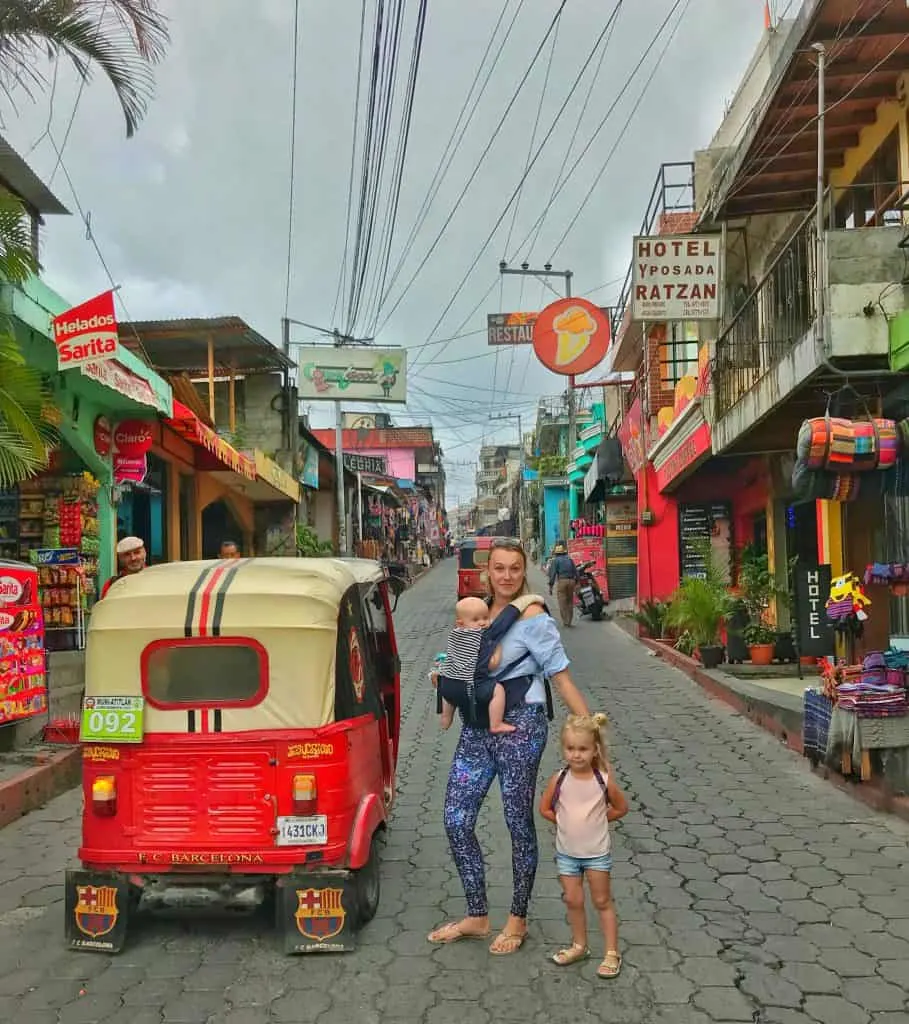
[
  {"xmin": 459, "ymin": 548, "xmax": 488, "ymax": 570},
  {"xmin": 141, "ymin": 638, "xmax": 268, "ymax": 708}
]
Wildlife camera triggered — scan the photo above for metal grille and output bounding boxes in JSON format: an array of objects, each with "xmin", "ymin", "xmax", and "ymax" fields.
[{"xmin": 714, "ymin": 210, "xmax": 817, "ymax": 419}]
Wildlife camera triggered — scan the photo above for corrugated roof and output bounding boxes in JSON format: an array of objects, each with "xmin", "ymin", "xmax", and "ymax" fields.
[
  {"xmin": 120, "ymin": 317, "xmax": 295, "ymax": 375},
  {"xmin": 0, "ymin": 134, "xmax": 68, "ymax": 215}
]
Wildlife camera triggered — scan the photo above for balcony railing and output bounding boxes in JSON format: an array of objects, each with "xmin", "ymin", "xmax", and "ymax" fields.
[{"xmin": 714, "ymin": 208, "xmax": 818, "ymax": 419}]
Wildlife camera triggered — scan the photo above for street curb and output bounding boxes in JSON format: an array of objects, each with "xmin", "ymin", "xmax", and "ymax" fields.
[
  {"xmin": 0, "ymin": 746, "xmax": 82, "ymax": 831},
  {"xmin": 614, "ymin": 617, "xmax": 909, "ymax": 823}
]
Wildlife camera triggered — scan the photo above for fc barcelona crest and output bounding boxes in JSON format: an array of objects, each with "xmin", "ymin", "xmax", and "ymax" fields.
[
  {"xmin": 295, "ymin": 887, "xmax": 346, "ymax": 942},
  {"xmin": 74, "ymin": 884, "xmax": 119, "ymax": 939},
  {"xmin": 349, "ymin": 629, "xmax": 365, "ymax": 703}
]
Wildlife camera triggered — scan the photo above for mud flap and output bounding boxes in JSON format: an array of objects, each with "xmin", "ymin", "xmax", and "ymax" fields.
[
  {"xmin": 65, "ymin": 870, "xmax": 130, "ymax": 953},
  {"xmin": 276, "ymin": 870, "xmax": 358, "ymax": 954}
]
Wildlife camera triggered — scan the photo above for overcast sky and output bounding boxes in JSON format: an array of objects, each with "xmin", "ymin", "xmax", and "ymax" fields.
[{"xmin": 2, "ymin": 0, "xmax": 775, "ymax": 503}]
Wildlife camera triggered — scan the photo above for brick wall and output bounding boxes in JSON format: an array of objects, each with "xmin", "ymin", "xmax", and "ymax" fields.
[{"xmin": 646, "ymin": 323, "xmax": 675, "ymax": 417}]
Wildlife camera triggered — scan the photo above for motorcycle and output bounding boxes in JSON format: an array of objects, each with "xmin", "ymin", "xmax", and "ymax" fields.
[{"xmin": 576, "ymin": 561, "xmax": 607, "ymax": 621}]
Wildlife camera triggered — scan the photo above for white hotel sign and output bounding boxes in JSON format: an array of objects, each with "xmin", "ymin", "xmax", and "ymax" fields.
[{"xmin": 631, "ymin": 234, "xmax": 723, "ymax": 322}]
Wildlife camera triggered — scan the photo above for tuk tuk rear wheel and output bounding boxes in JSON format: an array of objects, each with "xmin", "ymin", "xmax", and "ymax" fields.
[{"xmin": 355, "ymin": 837, "xmax": 381, "ymax": 924}]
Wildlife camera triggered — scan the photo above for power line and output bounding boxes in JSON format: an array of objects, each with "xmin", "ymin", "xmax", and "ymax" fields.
[
  {"xmin": 407, "ymin": 0, "xmax": 636, "ymax": 374},
  {"xmin": 283, "ymin": 0, "xmax": 301, "ymax": 319},
  {"xmin": 331, "ymin": 0, "xmax": 369, "ymax": 327},
  {"xmin": 376, "ymin": 1, "xmax": 569, "ymax": 336}
]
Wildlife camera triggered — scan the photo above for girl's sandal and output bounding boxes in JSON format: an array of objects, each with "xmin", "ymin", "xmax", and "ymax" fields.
[
  {"xmin": 489, "ymin": 931, "xmax": 526, "ymax": 956},
  {"xmin": 597, "ymin": 951, "xmax": 622, "ymax": 978},
  {"xmin": 551, "ymin": 944, "xmax": 590, "ymax": 966}
]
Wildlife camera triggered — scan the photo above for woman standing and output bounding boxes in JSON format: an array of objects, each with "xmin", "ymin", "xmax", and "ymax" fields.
[{"xmin": 429, "ymin": 538, "xmax": 590, "ymax": 955}]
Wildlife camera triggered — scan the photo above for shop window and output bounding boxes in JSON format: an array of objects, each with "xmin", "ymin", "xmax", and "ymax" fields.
[
  {"xmin": 660, "ymin": 322, "xmax": 700, "ymax": 390},
  {"xmin": 142, "ymin": 638, "xmax": 267, "ymax": 707}
]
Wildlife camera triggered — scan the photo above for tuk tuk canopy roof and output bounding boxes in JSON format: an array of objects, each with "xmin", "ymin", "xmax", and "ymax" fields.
[{"xmin": 85, "ymin": 558, "xmax": 388, "ymax": 732}]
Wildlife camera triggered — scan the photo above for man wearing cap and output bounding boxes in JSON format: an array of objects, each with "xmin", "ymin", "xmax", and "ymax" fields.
[
  {"xmin": 548, "ymin": 541, "xmax": 578, "ymax": 628},
  {"xmin": 100, "ymin": 536, "xmax": 147, "ymax": 598}
]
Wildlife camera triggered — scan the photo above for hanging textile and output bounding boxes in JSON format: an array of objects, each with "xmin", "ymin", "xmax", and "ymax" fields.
[{"xmin": 796, "ymin": 415, "xmax": 900, "ymax": 473}]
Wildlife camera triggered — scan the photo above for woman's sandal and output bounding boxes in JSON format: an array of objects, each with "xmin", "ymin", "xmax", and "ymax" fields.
[
  {"xmin": 597, "ymin": 950, "xmax": 622, "ymax": 978},
  {"xmin": 427, "ymin": 921, "xmax": 490, "ymax": 945},
  {"xmin": 551, "ymin": 943, "xmax": 590, "ymax": 966},
  {"xmin": 489, "ymin": 931, "xmax": 526, "ymax": 956}
]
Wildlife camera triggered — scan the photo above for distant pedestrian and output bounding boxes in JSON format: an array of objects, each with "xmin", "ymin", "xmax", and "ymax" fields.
[
  {"xmin": 219, "ymin": 540, "xmax": 241, "ymax": 559},
  {"xmin": 540, "ymin": 713, "xmax": 628, "ymax": 978},
  {"xmin": 548, "ymin": 542, "xmax": 578, "ymax": 627}
]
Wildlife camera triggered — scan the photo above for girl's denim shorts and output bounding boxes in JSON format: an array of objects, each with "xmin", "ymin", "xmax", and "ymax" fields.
[{"xmin": 555, "ymin": 852, "xmax": 613, "ymax": 876}]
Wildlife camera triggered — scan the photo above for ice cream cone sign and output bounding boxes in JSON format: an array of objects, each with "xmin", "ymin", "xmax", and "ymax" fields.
[{"xmin": 532, "ymin": 297, "xmax": 611, "ymax": 376}]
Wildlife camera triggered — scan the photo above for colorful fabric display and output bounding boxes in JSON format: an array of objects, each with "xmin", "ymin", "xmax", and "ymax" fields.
[
  {"xmin": 796, "ymin": 416, "xmax": 900, "ymax": 473},
  {"xmin": 834, "ymin": 651, "xmax": 909, "ymax": 718},
  {"xmin": 803, "ymin": 689, "xmax": 833, "ymax": 760}
]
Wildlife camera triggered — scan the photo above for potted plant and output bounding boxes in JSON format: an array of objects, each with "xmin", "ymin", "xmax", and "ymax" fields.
[
  {"xmin": 668, "ymin": 576, "xmax": 729, "ymax": 669},
  {"xmin": 744, "ymin": 622, "xmax": 776, "ymax": 666},
  {"xmin": 738, "ymin": 544, "xmax": 785, "ymax": 667},
  {"xmin": 633, "ymin": 599, "xmax": 670, "ymax": 640}
]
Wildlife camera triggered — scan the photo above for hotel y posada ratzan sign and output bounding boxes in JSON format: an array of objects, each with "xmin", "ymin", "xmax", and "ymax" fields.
[
  {"xmin": 297, "ymin": 346, "xmax": 407, "ymax": 404},
  {"xmin": 631, "ymin": 235, "xmax": 723, "ymax": 322},
  {"xmin": 52, "ymin": 290, "xmax": 120, "ymax": 370}
]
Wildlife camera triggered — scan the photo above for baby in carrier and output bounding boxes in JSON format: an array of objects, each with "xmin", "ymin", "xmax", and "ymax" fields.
[{"xmin": 438, "ymin": 594, "xmax": 545, "ymax": 734}]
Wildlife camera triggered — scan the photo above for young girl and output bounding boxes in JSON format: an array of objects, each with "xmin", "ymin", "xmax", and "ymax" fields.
[{"xmin": 539, "ymin": 713, "xmax": 628, "ymax": 978}]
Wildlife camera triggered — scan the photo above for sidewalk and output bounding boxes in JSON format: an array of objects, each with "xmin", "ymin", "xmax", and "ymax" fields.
[{"xmin": 615, "ymin": 615, "xmax": 909, "ymax": 821}]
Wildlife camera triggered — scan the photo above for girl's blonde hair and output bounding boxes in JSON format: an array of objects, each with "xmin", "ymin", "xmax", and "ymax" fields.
[{"xmin": 562, "ymin": 712, "xmax": 609, "ymax": 770}]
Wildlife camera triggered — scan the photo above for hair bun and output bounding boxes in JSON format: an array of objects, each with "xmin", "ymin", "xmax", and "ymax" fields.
[{"xmin": 592, "ymin": 712, "xmax": 609, "ymax": 728}]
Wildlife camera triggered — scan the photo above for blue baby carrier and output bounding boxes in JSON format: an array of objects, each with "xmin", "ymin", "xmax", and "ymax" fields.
[{"xmin": 437, "ymin": 598, "xmax": 555, "ymax": 729}]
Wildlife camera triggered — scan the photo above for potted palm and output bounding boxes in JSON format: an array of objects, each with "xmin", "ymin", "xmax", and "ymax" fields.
[
  {"xmin": 739, "ymin": 544, "xmax": 783, "ymax": 667},
  {"xmin": 633, "ymin": 599, "xmax": 671, "ymax": 640},
  {"xmin": 668, "ymin": 574, "xmax": 730, "ymax": 669}
]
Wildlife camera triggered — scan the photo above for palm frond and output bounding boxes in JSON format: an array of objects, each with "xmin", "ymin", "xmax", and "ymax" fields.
[
  {"xmin": 0, "ymin": 0, "xmax": 169, "ymax": 137},
  {"xmin": 0, "ymin": 330, "xmax": 55, "ymax": 486},
  {"xmin": 0, "ymin": 190, "xmax": 37, "ymax": 284}
]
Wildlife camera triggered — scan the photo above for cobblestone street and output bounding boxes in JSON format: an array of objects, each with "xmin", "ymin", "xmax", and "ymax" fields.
[{"xmin": 1, "ymin": 559, "xmax": 909, "ymax": 1023}]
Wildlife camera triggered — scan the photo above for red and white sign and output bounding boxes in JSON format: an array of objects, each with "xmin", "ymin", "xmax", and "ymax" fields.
[
  {"xmin": 631, "ymin": 235, "xmax": 723, "ymax": 322},
  {"xmin": 113, "ymin": 419, "xmax": 154, "ymax": 485},
  {"xmin": 93, "ymin": 416, "xmax": 113, "ymax": 457},
  {"xmin": 654, "ymin": 420, "xmax": 712, "ymax": 492},
  {"xmin": 82, "ymin": 359, "xmax": 164, "ymax": 411},
  {"xmin": 52, "ymin": 290, "xmax": 120, "ymax": 369},
  {"xmin": 0, "ymin": 575, "xmax": 25, "ymax": 604}
]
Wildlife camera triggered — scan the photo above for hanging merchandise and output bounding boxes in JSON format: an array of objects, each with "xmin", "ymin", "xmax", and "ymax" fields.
[
  {"xmin": 825, "ymin": 573, "xmax": 870, "ymax": 649},
  {"xmin": 797, "ymin": 415, "xmax": 901, "ymax": 473},
  {"xmin": 0, "ymin": 561, "xmax": 48, "ymax": 727},
  {"xmin": 864, "ymin": 562, "xmax": 909, "ymax": 595}
]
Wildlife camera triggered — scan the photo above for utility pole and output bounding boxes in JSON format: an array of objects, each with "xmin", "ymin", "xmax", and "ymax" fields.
[
  {"xmin": 489, "ymin": 411, "xmax": 525, "ymax": 540},
  {"xmin": 498, "ymin": 261, "xmax": 576, "ymax": 515}
]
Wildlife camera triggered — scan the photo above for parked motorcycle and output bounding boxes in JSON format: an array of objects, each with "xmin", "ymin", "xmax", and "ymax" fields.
[{"xmin": 576, "ymin": 561, "xmax": 607, "ymax": 621}]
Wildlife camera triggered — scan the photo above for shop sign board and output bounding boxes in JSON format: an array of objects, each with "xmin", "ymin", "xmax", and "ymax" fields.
[
  {"xmin": 532, "ymin": 298, "xmax": 611, "ymax": 377},
  {"xmin": 617, "ymin": 397, "xmax": 646, "ymax": 475},
  {"xmin": 82, "ymin": 359, "xmax": 171, "ymax": 414},
  {"xmin": 487, "ymin": 312, "xmax": 537, "ymax": 345},
  {"xmin": 93, "ymin": 416, "xmax": 113, "ymax": 457},
  {"xmin": 298, "ymin": 346, "xmax": 407, "ymax": 404},
  {"xmin": 52, "ymin": 290, "xmax": 120, "ymax": 369},
  {"xmin": 113, "ymin": 419, "xmax": 154, "ymax": 485},
  {"xmin": 344, "ymin": 453, "xmax": 387, "ymax": 475},
  {"xmin": 679, "ymin": 502, "xmax": 732, "ymax": 583},
  {"xmin": 631, "ymin": 234, "xmax": 723, "ymax": 322},
  {"xmin": 654, "ymin": 420, "xmax": 712, "ymax": 492},
  {"xmin": 253, "ymin": 451, "xmax": 301, "ymax": 503},
  {"xmin": 298, "ymin": 443, "xmax": 320, "ymax": 490},
  {"xmin": 794, "ymin": 564, "xmax": 835, "ymax": 657}
]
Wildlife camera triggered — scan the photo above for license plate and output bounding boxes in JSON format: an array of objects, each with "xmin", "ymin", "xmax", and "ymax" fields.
[
  {"xmin": 80, "ymin": 696, "xmax": 145, "ymax": 743},
  {"xmin": 580, "ymin": 588, "xmax": 593, "ymax": 600},
  {"xmin": 276, "ymin": 815, "xmax": 328, "ymax": 847}
]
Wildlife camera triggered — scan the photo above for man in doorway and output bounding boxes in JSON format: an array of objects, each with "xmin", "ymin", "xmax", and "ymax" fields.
[
  {"xmin": 219, "ymin": 540, "xmax": 241, "ymax": 559},
  {"xmin": 548, "ymin": 541, "xmax": 578, "ymax": 628},
  {"xmin": 100, "ymin": 536, "xmax": 147, "ymax": 598}
]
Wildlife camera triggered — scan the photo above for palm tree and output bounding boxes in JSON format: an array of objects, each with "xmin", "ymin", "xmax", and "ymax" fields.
[
  {"xmin": 0, "ymin": 0, "xmax": 169, "ymax": 137},
  {"xmin": 0, "ymin": 1, "xmax": 168, "ymax": 485},
  {"xmin": 0, "ymin": 190, "xmax": 56, "ymax": 487}
]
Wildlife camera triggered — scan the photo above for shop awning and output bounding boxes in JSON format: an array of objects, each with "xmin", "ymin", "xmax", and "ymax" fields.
[
  {"xmin": 584, "ymin": 439, "xmax": 625, "ymax": 503},
  {"xmin": 166, "ymin": 401, "xmax": 257, "ymax": 480},
  {"xmin": 650, "ymin": 399, "xmax": 713, "ymax": 493}
]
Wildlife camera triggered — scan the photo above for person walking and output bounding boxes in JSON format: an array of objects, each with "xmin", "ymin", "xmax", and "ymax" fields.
[
  {"xmin": 548, "ymin": 542, "xmax": 578, "ymax": 627},
  {"xmin": 428, "ymin": 537, "xmax": 590, "ymax": 955}
]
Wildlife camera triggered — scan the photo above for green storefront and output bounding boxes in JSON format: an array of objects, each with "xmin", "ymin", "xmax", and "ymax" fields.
[{"xmin": 1, "ymin": 274, "xmax": 172, "ymax": 647}]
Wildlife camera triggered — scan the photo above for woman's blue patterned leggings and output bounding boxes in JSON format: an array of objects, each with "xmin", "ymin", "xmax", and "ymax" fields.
[{"xmin": 443, "ymin": 704, "xmax": 549, "ymax": 918}]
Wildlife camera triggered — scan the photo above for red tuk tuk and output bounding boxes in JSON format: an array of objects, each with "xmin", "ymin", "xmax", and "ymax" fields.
[
  {"xmin": 66, "ymin": 557, "xmax": 401, "ymax": 954},
  {"xmin": 457, "ymin": 536, "xmax": 494, "ymax": 599}
]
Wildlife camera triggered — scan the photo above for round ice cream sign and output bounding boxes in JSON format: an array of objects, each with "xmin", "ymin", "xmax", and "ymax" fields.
[{"xmin": 532, "ymin": 297, "xmax": 611, "ymax": 376}]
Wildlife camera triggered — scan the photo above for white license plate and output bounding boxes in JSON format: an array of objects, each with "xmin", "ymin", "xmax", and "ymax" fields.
[{"xmin": 276, "ymin": 815, "xmax": 328, "ymax": 847}]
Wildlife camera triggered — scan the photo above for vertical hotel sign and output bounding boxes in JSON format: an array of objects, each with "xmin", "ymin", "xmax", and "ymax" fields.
[{"xmin": 52, "ymin": 290, "xmax": 120, "ymax": 370}]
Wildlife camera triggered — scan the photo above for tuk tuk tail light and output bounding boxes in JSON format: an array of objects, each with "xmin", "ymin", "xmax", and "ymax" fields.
[
  {"xmin": 292, "ymin": 774, "xmax": 317, "ymax": 815},
  {"xmin": 91, "ymin": 776, "xmax": 117, "ymax": 817}
]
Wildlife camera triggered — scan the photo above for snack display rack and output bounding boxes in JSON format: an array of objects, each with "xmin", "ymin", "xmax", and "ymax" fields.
[
  {"xmin": 0, "ymin": 473, "xmax": 100, "ymax": 651},
  {"xmin": 0, "ymin": 561, "xmax": 48, "ymax": 728}
]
